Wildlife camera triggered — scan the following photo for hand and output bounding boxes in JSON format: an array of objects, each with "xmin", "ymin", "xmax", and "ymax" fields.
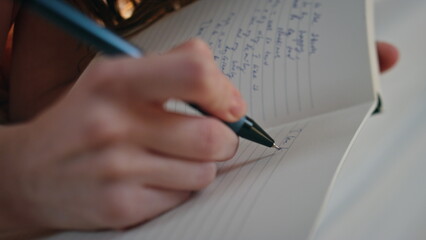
[
  {"xmin": 0, "ymin": 39, "xmax": 246, "ymax": 232},
  {"xmin": 0, "ymin": 39, "xmax": 399, "ymax": 235}
]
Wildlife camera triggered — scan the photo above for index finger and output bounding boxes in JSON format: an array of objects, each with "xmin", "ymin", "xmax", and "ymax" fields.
[{"xmin": 87, "ymin": 39, "xmax": 246, "ymax": 123}]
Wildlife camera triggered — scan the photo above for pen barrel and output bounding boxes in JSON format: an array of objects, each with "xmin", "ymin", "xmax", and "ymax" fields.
[
  {"xmin": 189, "ymin": 103, "xmax": 244, "ymax": 131},
  {"xmin": 225, "ymin": 119, "xmax": 246, "ymax": 133},
  {"xmin": 237, "ymin": 117, "xmax": 274, "ymax": 147},
  {"xmin": 21, "ymin": 0, "xmax": 142, "ymax": 57}
]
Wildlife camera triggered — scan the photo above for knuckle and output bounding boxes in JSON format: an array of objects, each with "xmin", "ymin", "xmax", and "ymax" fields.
[
  {"xmin": 181, "ymin": 59, "xmax": 227, "ymax": 111},
  {"xmin": 195, "ymin": 119, "xmax": 226, "ymax": 160},
  {"xmin": 85, "ymin": 59, "xmax": 127, "ymax": 92},
  {"xmin": 84, "ymin": 109, "xmax": 127, "ymax": 146},
  {"xmin": 181, "ymin": 57, "xmax": 218, "ymax": 97},
  {"xmin": 98, "ymin": 152, "xmax": 130, "ymax": 181},
  {"xmin": 184, "ymin": 57, "xmax": 213, "ymax": 88},
  {"xmin": 193, "ymin": 163, "xmax": 217, "ymax": 189}
]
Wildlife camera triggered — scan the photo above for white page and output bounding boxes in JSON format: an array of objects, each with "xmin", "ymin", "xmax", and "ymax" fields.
[
  {"xmin": 129, "ymin": 0, "xmax": 376, "ymax": 128},
  {"xmin": 44, "ymin": 0, "xmax": 379, "ymax": 239}
]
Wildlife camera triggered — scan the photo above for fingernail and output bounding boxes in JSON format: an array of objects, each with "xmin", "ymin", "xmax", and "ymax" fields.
[{"xmin": 229, "ymin": 90, "xmax": 245, "ymax": 120}]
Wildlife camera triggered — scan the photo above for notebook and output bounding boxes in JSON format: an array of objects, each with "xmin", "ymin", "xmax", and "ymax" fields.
[{"xmin": 46, "ymin": 0, "xmax": 380, "ymax": 239}]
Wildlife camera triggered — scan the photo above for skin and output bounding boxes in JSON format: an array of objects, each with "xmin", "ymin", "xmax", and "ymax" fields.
[
  {"xmin": 0, "ymin": 1, "xmax": 399, "ymax": 238},
  {"xmin": 377, "ymin": 41, "xmax": 399, "ymax": 73}
]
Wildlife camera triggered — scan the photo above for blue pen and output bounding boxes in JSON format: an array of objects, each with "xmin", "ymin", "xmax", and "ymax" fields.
[{"xmin": 21, "ymin": 0, "xmax": 280, "ymax": 149}]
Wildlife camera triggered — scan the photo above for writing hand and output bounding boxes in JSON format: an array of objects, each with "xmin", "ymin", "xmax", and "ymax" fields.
[{"xmin": 0, "ymin": 39, "xmax": 246, "ymax": 232}]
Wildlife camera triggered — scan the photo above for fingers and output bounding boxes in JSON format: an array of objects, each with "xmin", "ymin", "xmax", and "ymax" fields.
[
  {"xmin": 377, "ymin": 41, "xmax": 399, "ymax": 73},
  {"xmin": 131, "ymin": 188, "xmax": 190, "ymax": 222},
  {"xmin": 68, "ymin": 103, "xmax": 238, "ymax": 162},
  {"xmin": 96, "ymin": 185, "xmax": 190, "ymax": 229},
  {"xmin": 138, "ymin": 154, "xmax": 217, "ymax": 190},
  {"xmin": 86, "ymin": 38, "xmax": 246, "ymax": 123},
  {"xmin": 90, "ymin": 144, "xmax": 217, "ymax": 191},
  {"xmin": 134, "ymin": 109, "xmax": 238, "ymax": 162}
]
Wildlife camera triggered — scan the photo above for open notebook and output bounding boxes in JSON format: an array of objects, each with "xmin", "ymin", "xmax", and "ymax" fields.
[{"xmin": 46, "ymin": 0, "xmax": 379, "ymax": 239}]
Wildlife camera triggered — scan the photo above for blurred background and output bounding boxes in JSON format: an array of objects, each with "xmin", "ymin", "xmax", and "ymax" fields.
[{"xmin": 315, "ymin": 0, "xmax": 426, "ymax": 239}]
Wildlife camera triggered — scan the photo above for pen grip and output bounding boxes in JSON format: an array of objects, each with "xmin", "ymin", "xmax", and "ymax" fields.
[
  {"xmin": 190, "ymin": 104, "xmax": 272, "ymax": 147},
  {"xmin": 188, "ymin": 104, "xmax": 246, "ymax": 133}
]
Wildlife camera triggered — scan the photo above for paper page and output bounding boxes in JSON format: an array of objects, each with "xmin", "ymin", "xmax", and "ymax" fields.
[
  {"xmin": 46, "ymin": 103, "xmax": 375, "ymax": 240},
  {"xmin": 130, "ymin": 0, "xmax": 376, "ymax": 128}
]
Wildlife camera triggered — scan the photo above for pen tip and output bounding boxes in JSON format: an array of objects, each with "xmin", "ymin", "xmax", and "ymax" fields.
[{"xmin": 273, "ymin": 143, "xmax": 282, "ymax": 150}]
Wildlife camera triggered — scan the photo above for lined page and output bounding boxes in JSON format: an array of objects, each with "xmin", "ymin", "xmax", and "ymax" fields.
[
  {"xmin": 130, "ymin": 0, "xmax": 376, "ymax": 128},
  {"xmin": 46, "ymin": 103, "xmax": 375, "ymax": 240}
]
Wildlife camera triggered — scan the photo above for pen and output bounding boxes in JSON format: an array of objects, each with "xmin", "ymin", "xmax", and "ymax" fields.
[{"xmin": 21, "ymin": 0, "xmax": 281, "ymax": 150}]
